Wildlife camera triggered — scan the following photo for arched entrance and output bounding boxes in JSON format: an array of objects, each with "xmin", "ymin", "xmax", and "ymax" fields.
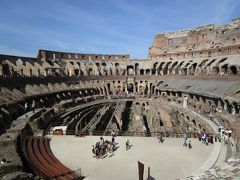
[
  {"xmin": 127, "ymin": 83, "xmax": 134, "ymax": 93},
  {"xmin": 230, "ymin": 66, "xmax": 237, "ymax": 75}
]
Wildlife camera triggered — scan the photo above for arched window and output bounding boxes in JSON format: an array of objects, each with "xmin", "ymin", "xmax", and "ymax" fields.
[{"xmin": 230, "ymin": 66, "xmax": 237, "ymax": 75}]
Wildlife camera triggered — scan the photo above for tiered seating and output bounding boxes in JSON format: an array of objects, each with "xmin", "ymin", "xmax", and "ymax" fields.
[{"xmin": 22, "ymin": 136, "xmax": 82, "ymax": 179}]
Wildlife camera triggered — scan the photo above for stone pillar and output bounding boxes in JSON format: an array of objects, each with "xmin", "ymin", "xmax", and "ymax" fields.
[
  {"xmin": 231, "ymin": 104, "xmax": 235, "ymax": 115},
  {"xmin": 178, "ymin": 69, "xmax": 181, "ymax": 75},
  {"xmin": 217, "ymin": 99, "xmax": 223, "ymax": 112},
  {"xmin": 183, "ymin": 96, "xmax": 188, "ymax": 108},
  {"xmin": 0, "ymin": 64, "xmax": 2, "ymax": 77},
  {"xmin": 11, "ymin": 67, "xmax": 14, "ymax": 77},
  {"xmin": 224, "ymin": 102, "xmax": 228, "ymax": 112},
  {"xmin": 37, "ymin": 69, "xmax": 40, "ymax": 77},
  {"xmin": 135, "ymin": 83, "xmax": 138, "ymax": 93},
  {"xmin": 45, "ymin": 69, "xmax": 48, "ymax": 76},
  {"xmin": 29, "ymin": 68, "xmax": 32, "ymax": 77},
  {"xmin": 147, "ymin": 83, "xmax": 151, "ymax": 95}
]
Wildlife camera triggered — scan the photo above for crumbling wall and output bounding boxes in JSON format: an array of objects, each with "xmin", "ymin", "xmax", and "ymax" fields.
[{"xmin": 149, "ymin": 18, "xmax": 240, "ymax": 60}]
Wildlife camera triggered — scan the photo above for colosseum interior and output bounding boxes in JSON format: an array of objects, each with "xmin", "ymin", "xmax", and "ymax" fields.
[{"xmin": 0, "ymin": 18, "xmax": 240, "ymax": 179}]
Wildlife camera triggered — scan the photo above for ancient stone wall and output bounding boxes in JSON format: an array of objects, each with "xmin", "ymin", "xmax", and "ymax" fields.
[
  {"xmin": 149, "ymin": 18, "xmax": 240, "ymax": 60},
  {"xmin": 38, "ymin": 49, "xmax": 130, "ymax": 61}
]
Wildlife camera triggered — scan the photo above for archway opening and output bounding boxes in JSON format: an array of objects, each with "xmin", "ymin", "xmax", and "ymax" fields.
[
  {"xmin": 146, "ymin": 69, "xmax": 150, "ymax": 75},
  {"xmin": 127, "ymin": 83, "xmax": 134, "ymax": 93},
  {"xmin": 230, "ymin": 66, "xmax": 237, "ymax": 75},
  {"xmin": 127, "ymin": 65, "xmax": 134, "ymax": 76}
]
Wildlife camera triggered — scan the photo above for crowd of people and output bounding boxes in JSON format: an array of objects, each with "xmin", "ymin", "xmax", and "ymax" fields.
[
  {"xmin": 198, "ymin": 133, "xmax": 215, "ymax": 145},
  {"xmin": 91, "ymin": 127, "xmax": 232, "ymax": 158},
  {"xmin": 183, "ymin": 130, "xmax": 230, "ymax": 150},
  {"xmin": 92, "ymin": 136, "xmax": 117, "ymax": 158}
]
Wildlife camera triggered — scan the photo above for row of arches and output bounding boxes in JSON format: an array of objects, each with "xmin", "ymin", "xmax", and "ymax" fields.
[
  {"xmin": 88, "ymin": 80, "xmax": 240, "ymax": 117},
  {"xmin": 1, "ymin": 57, "xmax": 239, "ymax": 78}
]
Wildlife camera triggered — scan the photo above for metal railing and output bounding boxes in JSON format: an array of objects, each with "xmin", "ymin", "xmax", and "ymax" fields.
[{"xmin": 44, "ymin": 129, "xmax": 211, "ymax": 138}]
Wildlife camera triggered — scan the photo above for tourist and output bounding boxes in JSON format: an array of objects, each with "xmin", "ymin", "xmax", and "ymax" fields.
[
  {"xmin": 1, "ymin": 158, "xmax": 6, "ymax": 164},
  {"xmin": 95, "ymin": 148, "xmax": 100, "ymax": 158},
  {"xmin": 224, "ymin": 133, "xmax": 228, "ymax": 144},
  {"xmin": 112, "ymin": 136, "xmax": 115, "ymax": 143},
  {"xmin": 218, "ymin": 136, "xmax": 222, "ymax": 143},
  {"xmin": 111, "ymin": 130, "xmax": 116, "ymax": 138},
  {"xmin": 209, "ymin": 135, "xmax": 214, "ymax": 144},
  {"xmin": 112, "ymin": 141, "xmax": 116, "ymax": 151},
  {"xmin": 205, "ymin": 136, "xmax": 209, "ymax": 146},
  {"xmin": 198, "ymin": 134, "xmax": 202, "ymax": 141},
  {"xmin": 183, "ymin": 133, "xmax": 188, "ymax": 147},
  {"xmin": 202, "ymin": 133, "xmax": 206, "ymax": 143},
  {"xmin": 188, "ymin": 140, "xmax": 192, "ymax": 150},
  {"xmin": 159, "ymin": 132, "xmax": 164, "ymax": 143},
  {"xmin": 126, "ymin": 140, "xmax": 130, "ymax": 150},
  {"xmin": 92, "ymin": 145, "xmax": 95, "ymax": 156}
]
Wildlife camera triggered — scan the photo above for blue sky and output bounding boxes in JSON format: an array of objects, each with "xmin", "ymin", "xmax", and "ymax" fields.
[{"xmin": 0, "ymin": 0, "xmax": 239, "ymax": 58}]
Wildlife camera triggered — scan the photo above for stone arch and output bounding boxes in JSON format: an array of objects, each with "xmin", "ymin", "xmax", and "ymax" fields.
[
  {"xmin": 115, "ymin": 63, "xmax": 120, "ymax": 75},
  {"xmin": 232, "ymin": 102, "xmax": 239, "ymax": 114},
  {"xmin": 149, "ymin": 83, "xmax": 155, "ymax": 95},
  {"xmin": 169, "ymin": 61, "xmax": 178, "ymax": 74},
  {"xmin": 2, "ymin": 64, "xmax": 11, "ymax": 77},
  {"xmin": 176, "ymin": 61, "xmax": 184, "ymax": 74},
  {"xmin": 102, "ymin": 63, "xmax": 108, "ymax": 76},
  {"xmin": 163, "ymin": 62, "xmax": 172, "ymax": 75},
  {"xmin": 157, "ymin": 62, "xmax": 165, "ymax": 75},
  {"xmin": 74, "ymin": 69, "xmax": 79, "ymax": 76},
  {"xmin": 127, "ymin": 83, "xmax": 134, "ymax": 93},
  {"xmin": 95, "ymin": 63, "xmax": 102, "ymax": 75},
  {"xmin": 213, "ymin": 66, "xmax": 220, "ymax": 75},
  {"xmin": 152, "ymin": 62, "xmax": 158, "ymax": 75},
  {"xmin": 107, "ymin": 83, "xmax": 112, "ymax": 95},
  {"xmin": 146, "ymin": 69, "xmax": 150, "ymax": 75},
  {"xmin": 88, "ymin": 68, "xmax": 93, "ymax": 76},
  {"xmin": 192, "ymin": 119, "xmax": 196, "ymax": 126},
  {"xmin": 99, "ymin": 87, "xmax": 104, "ymax": 95},
  {"xmin": 127, "ymin": 65, "xmax": 134, "ymax": 76},
  {"xmin": 159, "ymin": 119, "xmax": 164, "ymax": 126},
  {"xmin": 135, "ymin": 63, "xmax": 139, "ymax": 75},
  {"xmin": 230, "ymin": 65, "xmax": 237, "ymax": 75},
  {"xmin": 102, "ymin": 86, "xmax": 107, "ymax": 95},
  {"xmin": 190, "ymin": 63, "xmax": 198, "ymax": 75},
  {"xmin": 182, "ymin": 67, "xmax": 188, "ymax": 75},
  {"xmin": 221, "ymin": 64, "xmax": 228, "ymax": 75},
  {"xmin": 116, "ymin": 85, "xmax": 121, "ymax": 94},
  {"xmin": 139, "ymin": 86, "xmax": 143, "ymax": 94}
]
